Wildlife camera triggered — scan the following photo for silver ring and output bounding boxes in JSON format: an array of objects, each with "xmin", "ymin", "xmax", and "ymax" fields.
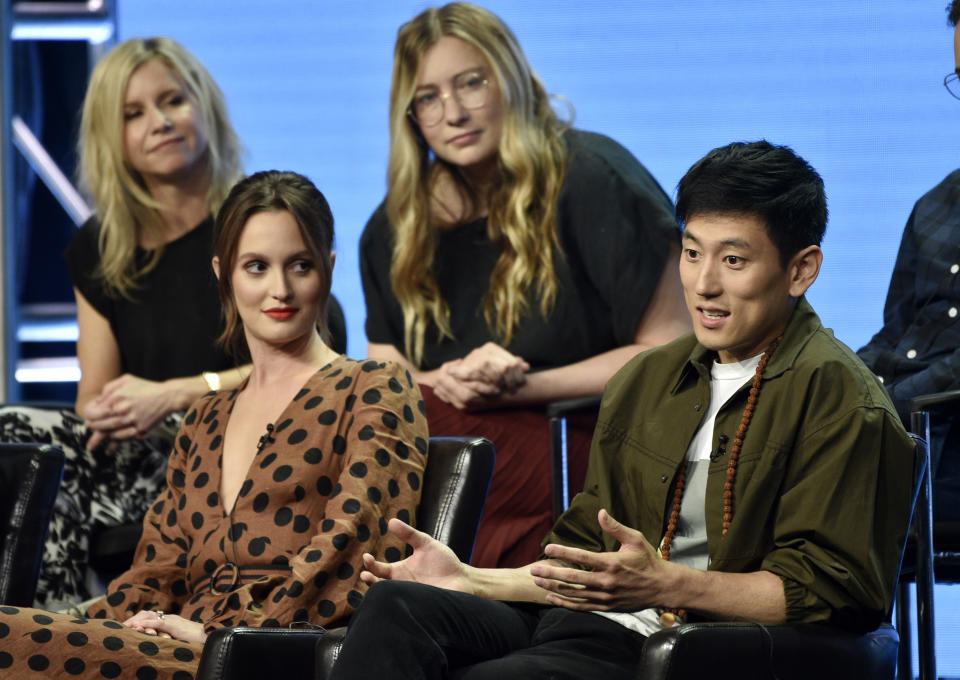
[{"xmin": 155, "ymin": 610, "xmax": 165, "ymax": 621}]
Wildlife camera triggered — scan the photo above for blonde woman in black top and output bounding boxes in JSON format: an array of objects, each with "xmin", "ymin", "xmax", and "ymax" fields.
[
  {"xmin": 361, "ymin": 3, "xmax": 689, "ymax": 567},
  {"xmin": 0, "ymin": 37, "xmax": 247, "ymax": 609}
]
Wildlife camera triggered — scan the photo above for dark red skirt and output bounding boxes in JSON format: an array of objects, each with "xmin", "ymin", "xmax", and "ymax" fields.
[{"xmin": 420, "ymin": 386, "xmax": 597, "ymax": 568}]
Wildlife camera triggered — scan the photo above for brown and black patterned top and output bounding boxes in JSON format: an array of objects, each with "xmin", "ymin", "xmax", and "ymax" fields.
[{"xmin": 87, "ymin": 355, "xmax": 428, "ymax": 632}]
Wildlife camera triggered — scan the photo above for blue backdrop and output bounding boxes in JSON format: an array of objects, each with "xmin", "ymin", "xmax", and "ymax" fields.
[{"xmin": 118, "ymin": 3, "xmax": 959, "ymax": 672}]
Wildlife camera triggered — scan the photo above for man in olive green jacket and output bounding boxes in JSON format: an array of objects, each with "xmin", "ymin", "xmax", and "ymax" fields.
[
  {"xmin": 546, "ymin": 295, "xmax": 911, "ymax": 632},
  {"xmin": 329, "ymin": 141, "xmax": 917, "ymax": 680}
]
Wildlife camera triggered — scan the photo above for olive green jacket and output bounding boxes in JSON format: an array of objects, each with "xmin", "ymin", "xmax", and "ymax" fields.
[{"xmin": 543, "ymin": 298, "xmax": 916, "ymax": 631}]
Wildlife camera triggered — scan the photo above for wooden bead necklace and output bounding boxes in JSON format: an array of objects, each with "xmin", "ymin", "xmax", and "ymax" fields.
[{"xmin": 658, "ymin": 335, "xmax": 782, "ymax": 627}]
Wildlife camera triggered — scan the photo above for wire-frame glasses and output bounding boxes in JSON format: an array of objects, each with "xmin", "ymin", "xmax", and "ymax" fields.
[{"xmin": 409, "ymin": 71, "xmax": 490, "ymax": 126}]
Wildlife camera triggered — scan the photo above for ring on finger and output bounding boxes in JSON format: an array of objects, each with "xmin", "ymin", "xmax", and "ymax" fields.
[{"xmin": 155, "ymin": 610, "xmax": 165, "ymax": 622}]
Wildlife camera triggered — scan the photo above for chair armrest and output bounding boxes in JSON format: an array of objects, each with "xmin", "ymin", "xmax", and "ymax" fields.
[
  {"xmin": 315, "ymin": 626, "xmax": 347, "ymax": 680},
  {"xmin": 547, "ymin": 396, "xmax": 602, "ymax": 518},
  {"xmin": 196, "ymin": 627, "xmax": 325, "ymax": 680},
  {"xmin": 637, "ymin": 622, "xmax": 898, "ymax": 680},
  {"xmin": 545, "ymin": 396, "xmax": 602, "ymax": 419},
  {"xmin": 910, "ymin": 389, "xmax": 960, "ymax": 414}
]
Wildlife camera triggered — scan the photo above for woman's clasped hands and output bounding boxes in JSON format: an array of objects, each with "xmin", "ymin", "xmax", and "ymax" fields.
[
  {"xmin": 432, "ymin": 341, "xmax": 530, "ymax": 410},
  {"xmin": 82, "ymin": 374, "xmax": 190, "ymax": 452}
]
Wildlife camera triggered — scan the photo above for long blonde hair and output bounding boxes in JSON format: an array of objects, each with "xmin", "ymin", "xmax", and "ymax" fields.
[
  {"xmin": 77, "ymin": 36, "xmax": 243, "ymax": 298},
  {"xmin": 388, "ymin": 2, "xmax": 569, "ymax": 366}
]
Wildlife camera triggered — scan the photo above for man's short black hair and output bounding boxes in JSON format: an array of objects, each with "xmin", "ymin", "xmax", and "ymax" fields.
[
  {"xmin": 675, "ymin": 140, "xmax": 827, "ymax": 267},
  {"xmin": 949, "ymin": 1, "xmax": 960, "ymax": 27}
]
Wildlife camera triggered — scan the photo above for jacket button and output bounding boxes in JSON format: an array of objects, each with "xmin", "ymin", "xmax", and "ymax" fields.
[
  {"xmin": 694, "ymin": 403, "xmax": 702, "ymax": 411},
  {"xmin": 906, "ymin": 349, "xmax": 917, "ymax": 359},
  {"xmin": 952, "ymin": 263, "xmax": 959, "ymax": 274},
  {"xmin": 950, "ymin": 307, "xmax": 958, "ymax": 319},
  {"xmin": 660, "ymin": 474, "xmax": 668, "ymax": 483}
]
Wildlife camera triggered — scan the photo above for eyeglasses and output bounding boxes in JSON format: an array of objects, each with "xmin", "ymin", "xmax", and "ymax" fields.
[
  {"xmin": 944, "ymin": 70, "xmax": 960, "ymax": 100},
  {"xmin": 408, "ymin": 71, "xmax": 489, "ymax": 127}
]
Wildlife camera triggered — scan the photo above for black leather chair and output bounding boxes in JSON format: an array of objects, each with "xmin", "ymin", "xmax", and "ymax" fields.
[
  {"xmin": 196, "ymin": 435, "xmax": 495, "ymax": 680},
  {"xmin": 315, "ymin": 433, "xmax": 927, "ymax": 680},
  {"xmin": 637, "ymin": 622, "xmax": 899, "ymax": 680},
  {"xmin": 897, "ymin": 389, "xmax": 960, "ymax": 680},
  {"xmin": 0, "ymin": 442, "xmax": 65, "ymax": 606}
]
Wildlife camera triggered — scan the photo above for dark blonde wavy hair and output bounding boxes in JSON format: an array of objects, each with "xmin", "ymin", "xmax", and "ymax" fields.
[
  {"xmin": 213, "ymin": 171, "xmax": 335, "ymax": 360},
  {"xmin": 387, "ymin": 2, "xmax": 569, "ymax": 366},
  {"xmin": 78, "ymin": 36, "xmax": 243, "ymax": 298}
]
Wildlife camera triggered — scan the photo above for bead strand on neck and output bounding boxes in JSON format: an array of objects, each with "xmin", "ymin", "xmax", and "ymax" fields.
[{"xmin": 657, "ymin": 334, "xmax": 783, "ymax": 627}]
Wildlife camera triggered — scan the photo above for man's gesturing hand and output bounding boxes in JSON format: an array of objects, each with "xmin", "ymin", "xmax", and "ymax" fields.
[{"xmin": 530, "ymin": 509, "xmax": 677, "ymax": 612}]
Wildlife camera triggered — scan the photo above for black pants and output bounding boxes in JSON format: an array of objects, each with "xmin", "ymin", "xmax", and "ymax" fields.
[{"xmin": 329, "ymin": 580, "xmax": 647, "ymax": 680}]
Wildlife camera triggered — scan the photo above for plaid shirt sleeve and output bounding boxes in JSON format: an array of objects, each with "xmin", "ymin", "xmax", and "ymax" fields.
[{"xmin": 857, "ymin": 169, "xmax": 960, "ymax": 421}]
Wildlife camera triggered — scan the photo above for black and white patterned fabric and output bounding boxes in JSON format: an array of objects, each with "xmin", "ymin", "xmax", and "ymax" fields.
[{"xmin": 0, "ymin": 405, "xmax": 178, "ymax": 610}]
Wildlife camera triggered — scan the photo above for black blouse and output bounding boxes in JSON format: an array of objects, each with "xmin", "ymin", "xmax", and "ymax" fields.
[
  {"xmin": 64, "ymin": 216, "xmax": 234, "ymax": 381},
  {"xmin": 360, "ymin": 129, "xmax": 680, "ymax": 370}
]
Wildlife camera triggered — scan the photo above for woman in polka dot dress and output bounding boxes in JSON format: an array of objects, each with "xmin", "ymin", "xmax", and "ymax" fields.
[{"xmin": 0, "ymin": 171, "xmax": 427, "ymax": 678}]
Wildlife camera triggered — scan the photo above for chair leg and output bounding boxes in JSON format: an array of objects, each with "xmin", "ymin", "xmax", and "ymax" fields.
[
  {"xmin": 914, "ymin": 472, "xmax": 936, "ymax": 680},
  {"xmin": 549, "ymin": 415, "xmax": 568, "ymax": 520},
  {"xmin": 896, "ymin": 580, "xmax": 913, "ymax": 680},
  {"xmin": 911, "ymin": 409, "xmax": 936, "ymax": 680}
]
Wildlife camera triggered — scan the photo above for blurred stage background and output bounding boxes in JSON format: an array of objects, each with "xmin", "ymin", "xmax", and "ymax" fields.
[{"xmin": 9, "ymin": 1, "xmax": 959, "ymax": 674}]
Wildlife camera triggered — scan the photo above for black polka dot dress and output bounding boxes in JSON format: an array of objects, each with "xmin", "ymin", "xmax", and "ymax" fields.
[{"xmin": 0, "ymin": 357, "xmax": 427, "ymax": 678}]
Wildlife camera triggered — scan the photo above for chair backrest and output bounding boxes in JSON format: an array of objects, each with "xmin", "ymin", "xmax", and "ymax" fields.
[
  {"xmin": 325, "ymin": 295, "xmax": 348, "ymax": 355},
  {"xmin": 417, "ymin": 436, "xmax": 495, "ymax": 563},
  {"xmin": 0, "ymin": 443, "xmax": 65, "ymax": 606}
]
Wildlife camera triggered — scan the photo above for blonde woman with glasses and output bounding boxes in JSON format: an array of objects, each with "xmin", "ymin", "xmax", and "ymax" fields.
[
  {"xmin": 361, "ymin": 2, "xmax": 690, "ymax": 569},
  {"xmin": 0, "ymin": 37, "xmax": 247, "ymax": 610}
]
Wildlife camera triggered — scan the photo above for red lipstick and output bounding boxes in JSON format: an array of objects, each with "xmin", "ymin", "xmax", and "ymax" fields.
[{"xmin": 264, "ymin": 307, "xmax": 298, "ymax": 320}]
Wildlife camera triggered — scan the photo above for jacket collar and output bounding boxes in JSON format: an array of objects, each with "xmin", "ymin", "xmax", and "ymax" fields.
[{"xmin": 671, "ymin": 297, "xmax": 822, "ymax": 394}]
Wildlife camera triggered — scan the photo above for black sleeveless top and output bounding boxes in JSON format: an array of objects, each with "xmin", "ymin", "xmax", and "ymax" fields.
[{"xmin": 64, "ymin": 216, "xmax": 234, "ymax": 381}]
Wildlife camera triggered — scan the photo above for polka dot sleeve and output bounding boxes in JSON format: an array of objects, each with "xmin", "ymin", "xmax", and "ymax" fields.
[
  {"xmin": 203, "ymin": 360, "xmax": 428, "ymax": 631},
  {"xmin": 85, "ymin": 396, "xmax": 212, "ymax": 620}
]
